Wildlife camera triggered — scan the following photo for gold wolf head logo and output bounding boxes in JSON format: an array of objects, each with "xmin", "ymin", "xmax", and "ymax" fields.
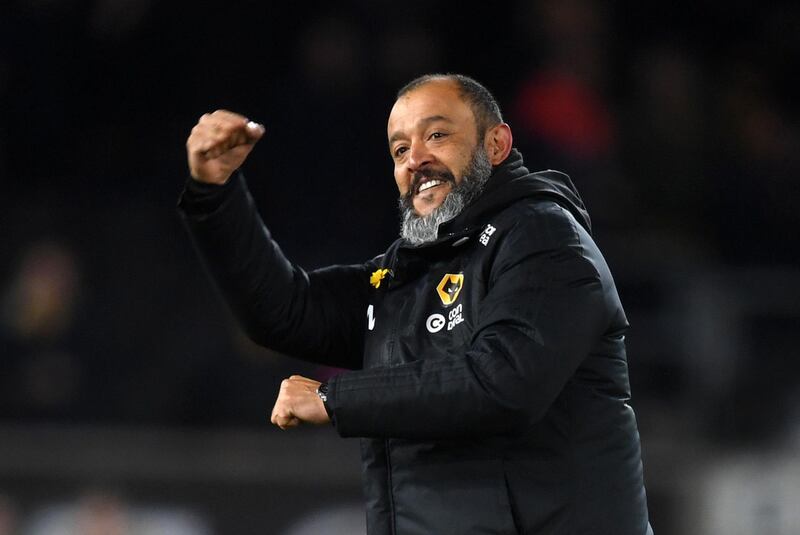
[{"xmin": 436, "ymin": 274, "xmax": 464, "ymax": 306}]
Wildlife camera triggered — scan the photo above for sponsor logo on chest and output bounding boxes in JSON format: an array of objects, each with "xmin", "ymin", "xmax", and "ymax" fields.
[{"xmin": 426, "ymin": 273, "xmax": 466, "ymax": 333}]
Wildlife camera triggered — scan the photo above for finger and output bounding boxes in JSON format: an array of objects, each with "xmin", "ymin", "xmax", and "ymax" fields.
[
  {"xmin": 244, "ymin": 121, "xmax": 265, "ymax": 142},
  {"xmin": 215, "ymin": 121, "xmax": 261, "ymax": 146},
  {"xmin": 208, "ymin": 109, "xmax": 247, "ymax": 123},
  {"xmin": 289, "ymin": 375, "xmax": 317, "ymax": 383},
  {"xmin": 198, "ymin": 136, "xmax": 244, "ymax": 160},
  {"xmin": 270, "ymin": 405, "xmax": 279, "ymax": 425},
  {"xmin": 198, "ymin": 123, "xmax": 262, "ymax": 158},
  {"xmin": 187, "ymin": 123, "xmax": 215, "ymax": 152},
  {"xmin": 270, "ymin": 396, "xmax": 287, "ymax": 425},
  {"xmin": 276, "ymin": 414, "xmax": 300, "ymax": 430},
  {"xmin": 272, "ymin": 407, "xmax": 291, "ymax": 427},
  {"xmin": 191, "ymin": 111, "xmax": 263, "ymax": 151},
  {"xmin": 205, "ymin": 111, "xmax": 261, "ymax": 144},
  {"xmin": 199, "ymin": 110, "xmax": 246, "ymax": 130},
  {"xmin": 194, "ymin": 111, "xmax": 244, "ymax": 139},
  {"xmin": 188, "ymin": 123, "xmax": 226, "ymax": 156},
  {"xmin": 196, "ymin": 112, "xmax": 214, "ymax": 126},
  {"xmin": 284, "ymin": 416, "xmax": 300, "ymax": 429},
  {"xmin": 288, "ymin": 375, "xmax": 321, "ymax": 391}
]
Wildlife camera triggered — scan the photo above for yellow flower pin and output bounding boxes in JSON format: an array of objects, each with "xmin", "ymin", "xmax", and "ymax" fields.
[{"xmin": 370, "ymin": 268, "xmax": 391, "ymax": 289}]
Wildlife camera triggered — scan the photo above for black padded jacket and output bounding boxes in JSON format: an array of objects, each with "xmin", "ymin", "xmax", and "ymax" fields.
[{"xmin": 179, "ymin": 149, "xmax": 653, "ymax": 535}]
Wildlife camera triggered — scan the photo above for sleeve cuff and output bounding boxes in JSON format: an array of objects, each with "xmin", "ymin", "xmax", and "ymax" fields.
[
  {"xmin": 326, "ymin": 374, "xmax": 340, "ymax": 429},
  {"xmin": 178, "ymin": 172, "xmax": 241, "ymax": 216}
]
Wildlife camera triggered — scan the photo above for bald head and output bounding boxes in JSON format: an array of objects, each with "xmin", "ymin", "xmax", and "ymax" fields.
[{"xmin": 396, "ymin": 74, "xmax": 504, "ymax": 141}]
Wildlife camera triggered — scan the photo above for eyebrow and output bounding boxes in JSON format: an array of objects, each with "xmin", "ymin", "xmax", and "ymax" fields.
[{"xmin": 388, "ymin": 115, "xmax": 455, "ymax": 145}]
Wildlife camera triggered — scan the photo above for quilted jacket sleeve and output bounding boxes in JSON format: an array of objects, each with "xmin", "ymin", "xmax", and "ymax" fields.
[{"xmin": 178, "ymin": 173, "xmax": 371, "ymax": 370}]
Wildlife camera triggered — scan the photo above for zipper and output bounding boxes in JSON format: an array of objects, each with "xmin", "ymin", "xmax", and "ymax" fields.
[
  {"xmin": 385, "ymin": 439, "xmax": 396, "ymax": 535},
  {"xmin": 384, "ymin": 295, "xmax": 405, "ymax": 366},
  {"xmin": 383, "ymin": 257, "xmax": 406, "ymax": 366}
]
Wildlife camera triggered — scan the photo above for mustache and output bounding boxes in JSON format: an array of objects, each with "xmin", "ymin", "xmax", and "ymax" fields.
[
  {"xmin": 413, "ymin": 168, "xmax": 456, "ymax": 189},
  {"xmin": 411, "ymin": 168, "xmax": 456, "ymax": 193},
  {"xmin": 400, "ymin": 167, "xmax": 457, "ymax": 210}
]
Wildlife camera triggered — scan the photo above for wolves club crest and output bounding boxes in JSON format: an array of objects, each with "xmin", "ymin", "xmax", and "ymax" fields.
[{"xmin": 436, "ymin": 273, "xmax": 464, "ymax": 306}]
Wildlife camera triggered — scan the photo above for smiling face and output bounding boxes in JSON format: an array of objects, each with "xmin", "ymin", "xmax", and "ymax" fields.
[{"xmin": 388, "ymin": 80, "xmax": 482, "ymax": 217}]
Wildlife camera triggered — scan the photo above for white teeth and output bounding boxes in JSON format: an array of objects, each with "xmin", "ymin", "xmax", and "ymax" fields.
[{"xmin": 418, "ymin": 180, "xmax": 443, "ymax": 193}]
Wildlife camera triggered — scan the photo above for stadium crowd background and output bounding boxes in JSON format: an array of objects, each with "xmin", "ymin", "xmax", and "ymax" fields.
[{"xmin": 1, "ymin": 0, "xmax": 799, "ymax": 533}]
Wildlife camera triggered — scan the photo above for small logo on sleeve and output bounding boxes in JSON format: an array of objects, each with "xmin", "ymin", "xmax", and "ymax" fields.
[{"xmin": 479, "ymin": 224, "xmax": 497, "ymax": 246}]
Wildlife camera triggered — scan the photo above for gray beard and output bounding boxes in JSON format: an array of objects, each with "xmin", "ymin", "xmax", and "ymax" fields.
[{"xmin": 399, "ymin": 146, "xmax": 493, "ymax": 245}]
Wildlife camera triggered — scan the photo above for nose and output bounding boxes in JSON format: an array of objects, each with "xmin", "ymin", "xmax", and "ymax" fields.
[{"xmin": 407, "ymin": 139, "xmax": 434, "ymax": 172}]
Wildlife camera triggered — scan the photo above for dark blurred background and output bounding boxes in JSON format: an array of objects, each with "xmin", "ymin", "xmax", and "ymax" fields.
[{"xmin": 1, "ymin": 0, "xmax": 799, "ymax": 533}]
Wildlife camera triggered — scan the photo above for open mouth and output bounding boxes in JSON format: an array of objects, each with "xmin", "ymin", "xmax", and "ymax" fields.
[
  {"xmin": 414, "ymin": 172, "xmax": 455, "ymax": 196},
  {"xmin": 417, "ymin": 179, "xmax": 446, "ymax": 194}
]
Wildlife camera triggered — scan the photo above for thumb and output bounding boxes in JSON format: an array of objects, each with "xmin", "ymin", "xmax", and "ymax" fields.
[{"xmin": 244, "ymin": 121, "xmax": 265, "ymax": 143}]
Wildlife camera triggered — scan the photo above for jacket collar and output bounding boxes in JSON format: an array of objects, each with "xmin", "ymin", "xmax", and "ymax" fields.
[
  {"xmin": 395, "ymin": 148, "xmax": 529, "ymax": 253},
  {"xmin": 390, "ymin": 146, "xmax": 591, "ymax": 257}
]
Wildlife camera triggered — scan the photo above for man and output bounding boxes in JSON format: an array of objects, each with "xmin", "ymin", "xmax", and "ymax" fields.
[{"xmin": 179, "ymin": 74, "xmax": 653, "ymax": 534}]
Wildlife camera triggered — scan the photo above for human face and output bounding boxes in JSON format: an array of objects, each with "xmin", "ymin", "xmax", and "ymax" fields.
[
  {"xmin": 398, "ymin": 143, "xmax": 493, "ymax": 245},
  {"xmin": 388, "ymin": 80, "xmax": 481, "ymax": 217}
]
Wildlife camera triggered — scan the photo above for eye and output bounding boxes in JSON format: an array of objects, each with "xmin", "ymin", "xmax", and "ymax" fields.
[
  {"xmin": 429, "ymin": 132, "xmax": 447, "ymax": 140},
  {"xmin": 393, "ymin": 145, "xmax": 408, "ymax": 158}
]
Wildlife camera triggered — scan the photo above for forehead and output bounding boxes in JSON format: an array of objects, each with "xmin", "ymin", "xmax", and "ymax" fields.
[{"xmin": 387, "ymin": 81, "xmax": 475, "ymax": 139}]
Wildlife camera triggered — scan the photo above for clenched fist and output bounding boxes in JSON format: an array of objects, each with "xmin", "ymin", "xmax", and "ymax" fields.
[
  {"xmin": 270, "ymin": 375, "xmax": 331, "ymax": 430},
  {"xmin": 186, "ymin": 109, "xmax": 265, "ymax": 185}
]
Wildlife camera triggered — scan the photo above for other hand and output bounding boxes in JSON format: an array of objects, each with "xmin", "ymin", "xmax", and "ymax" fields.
[
  {"xmin": 186, "ymin": 109, "xmax": 265, "ymax": 185},
  {"xmin": 270, "ymin": 375, "xmax": 330, "ymax": 430}
]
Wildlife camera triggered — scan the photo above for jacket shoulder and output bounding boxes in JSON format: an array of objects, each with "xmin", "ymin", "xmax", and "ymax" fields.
[{"xmin": 492, "ymin": 197, "xmax": 585, "ymax": 252}]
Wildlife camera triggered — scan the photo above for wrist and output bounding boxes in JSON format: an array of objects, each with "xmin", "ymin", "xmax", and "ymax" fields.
[
  {"xmin": 189, "ymin": 172, "xmax": 232, "ymax": 186},
  {"xmin": 316, "ymin": 382, "xmax": 334, "ymax": 421}
]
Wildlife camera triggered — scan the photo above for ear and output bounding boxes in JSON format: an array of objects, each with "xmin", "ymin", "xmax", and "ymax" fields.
[{"xmin": 483, "ymin": 123, "xmax": 513, "ymax": 166}]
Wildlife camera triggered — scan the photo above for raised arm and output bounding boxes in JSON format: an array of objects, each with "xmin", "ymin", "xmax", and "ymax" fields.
[{"xmin": 180, "ymin": 111, "xmax": 371, "ymax": 372}]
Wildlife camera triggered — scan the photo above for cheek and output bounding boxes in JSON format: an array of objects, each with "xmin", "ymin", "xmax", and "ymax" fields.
[
  {"xmin": 394, "ymin": 168, "xmax": 409, "ymax": 195},
  {"xmin": 434, "ymin": 148, "xmax": 466, "ymax": 181},
  {"xmin": 453, "ymin": 149, "xmax": 474, "ymax": 181}
]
